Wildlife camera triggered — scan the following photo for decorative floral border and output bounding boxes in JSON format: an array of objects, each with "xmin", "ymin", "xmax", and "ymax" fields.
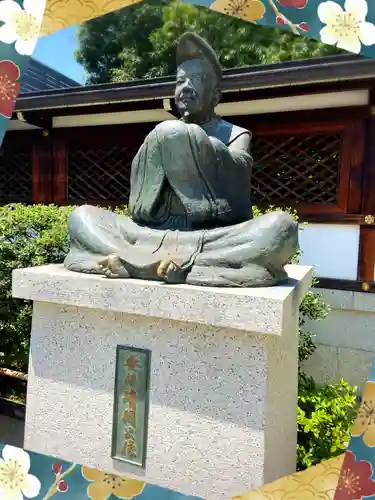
[
  {"xmin": 0, "ymin": 59, "xmax": 21, "ymax": 118},
  {"xmin": 0, "ymin": 443, "xmax": 202, "ymax": 500},
  {"xmin": 2, "ymin": 368, "xmax": 375, "ymax": 500},
  {"xmin": 209, "ymin": 0, "xmax": 375, "ymax": 54},
  {"xmin": 0, "ymin": 0, "xmax": 45, "ymax": 144},
  {"xmin": 1, "ymin": 1, "xmax": 375, "ymax": 498},
  {"xmin": 334, "ymin": 449, "xmax": 375, "ymax": 499}
]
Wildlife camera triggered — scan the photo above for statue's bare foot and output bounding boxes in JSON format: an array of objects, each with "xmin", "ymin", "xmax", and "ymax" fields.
[
  {"xmin": 157, "ymin": 258, "xmax": 186, "ymax": 284},
  {"xmin": 99, "ymin": 254, "xmax": 130, "ymax": 279}
]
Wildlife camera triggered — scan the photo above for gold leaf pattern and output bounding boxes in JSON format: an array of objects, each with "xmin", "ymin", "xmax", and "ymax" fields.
[
  {"xmin": 232, "ymin": 454, "xmax": 343, "ymax": 499},
  {"xmin": 352, "ymin": 380, "xmax": 375, "ymax": 446},
  {"xmin": 210, "ymin": 0, "xmax": 265, "ymax": 22},
  {"xmin": 81, "ymin": 466, "xmax": 145, "ymax": 500},
  {"xmin": 40, "ymin": 0, "xmax": 143, "ymax": 37}
]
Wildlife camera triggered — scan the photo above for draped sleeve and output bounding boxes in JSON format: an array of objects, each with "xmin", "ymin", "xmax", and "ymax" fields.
[
  {"xmin": 129, "ymin": 120, "xmax": 253, "ymax": 229},
  {"xmin": 128, "ymin": 128, "xmax": 166, "ymax": 224}
]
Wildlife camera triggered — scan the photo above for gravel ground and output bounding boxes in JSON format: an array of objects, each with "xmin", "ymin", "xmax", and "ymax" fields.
[{"xmin": 0, "ymin": 415, "xmax": 24, "ymax": 447}]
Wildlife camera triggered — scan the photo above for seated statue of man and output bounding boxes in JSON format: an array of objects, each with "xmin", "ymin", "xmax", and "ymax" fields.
[{"xmin": 64, "ymin": 32, "xmax": 298, "ymax": 287}]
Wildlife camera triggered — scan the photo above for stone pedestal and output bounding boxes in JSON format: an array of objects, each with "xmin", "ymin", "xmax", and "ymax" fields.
[{"xmin": 12, "ymin": 264, "xmax": 311, "ymax": 500}]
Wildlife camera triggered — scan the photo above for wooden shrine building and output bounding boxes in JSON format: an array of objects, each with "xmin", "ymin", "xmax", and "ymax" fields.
[{"xmin": 7, "ymin": 53, "xmax": 375, "ymax": 291}]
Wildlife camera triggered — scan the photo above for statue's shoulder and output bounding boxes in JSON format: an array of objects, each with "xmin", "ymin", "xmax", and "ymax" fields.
[{"xmin": 215, "ymin": 118, "xmax": 251, "ymax": 145}]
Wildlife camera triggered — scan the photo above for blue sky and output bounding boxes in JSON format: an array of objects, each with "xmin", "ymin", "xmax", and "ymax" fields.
[{"xmin": 34, "ymin": 25, "xmax": 87, "ymax": 84}]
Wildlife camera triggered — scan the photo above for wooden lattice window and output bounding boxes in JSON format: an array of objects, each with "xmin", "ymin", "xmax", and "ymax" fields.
[
  {"xmin": 67, "ymin": 144, "xmax": 138, "ymax": 204},
  {"xmin": 0, "ymin": 135, "xmax": 33, "ymax": 204},
  {"xmin": 251, "ymin": 132, "xmax": 341, "ymax": 206},
  {"xmin": 62, "ymin": 121, "xmax": 359, "ymax": 219}
]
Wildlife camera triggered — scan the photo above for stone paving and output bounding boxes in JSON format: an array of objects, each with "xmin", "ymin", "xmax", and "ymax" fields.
[{"xmin": 0, "ymin": 415, "xmax": 24, "ymax": 447}]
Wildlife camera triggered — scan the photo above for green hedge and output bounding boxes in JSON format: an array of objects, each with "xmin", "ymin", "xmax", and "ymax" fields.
[
  {"xmin": 0, "ymin": 205, "xmax": 72, "ymax": 369},
  {"xmin": 297, "ymin": 377, "xmax": 357, "ymax": 470},
  {"xmin": 0, "ymin": 203, "xmax": 357, "ymax": 469}
]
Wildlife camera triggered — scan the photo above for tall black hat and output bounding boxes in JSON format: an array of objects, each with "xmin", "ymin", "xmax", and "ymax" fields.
[{"xmin": 176, "ymin": 32, "xmax": 222, "ymax": 81}]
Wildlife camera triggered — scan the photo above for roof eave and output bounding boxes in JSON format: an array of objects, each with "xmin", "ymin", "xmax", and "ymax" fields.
[{"xmin": 15, "ymin": 54, "xmax": 375, "ymax": 113}]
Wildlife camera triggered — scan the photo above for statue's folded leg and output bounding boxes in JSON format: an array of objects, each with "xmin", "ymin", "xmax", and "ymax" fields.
[
  {"xmin": 64, "ymin": 205, "xmax": 199, "ymax": 281},
  {"xmin": 64, "ymin": 205, "xmax": 164, "ymax": 277},
  {"xmin": 64, "ymin": 246, "xmax": 123, "ymax": 276},
  {"xmin": 186, "ymin": 264, "xmax": 282, "ymax": 287},
  {"xmin": 186, "ymin": 211, "xmax": 298, "ymax": 287},
  {"xmin": 64, "ymin": 204, "xmax": 298, "ymax": 286}
]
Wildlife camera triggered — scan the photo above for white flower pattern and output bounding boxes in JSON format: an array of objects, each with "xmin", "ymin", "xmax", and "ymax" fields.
[
  {"xmin": 0, "ymin": 445, "xmax": 41, "ymax": 499},
  {"xmin": 0, "ymin": 0, "xmax": 46, "ymax": 55},
  {"xmin": 318, "ymin": 0, "xmax": 375, "ymax": 54}
]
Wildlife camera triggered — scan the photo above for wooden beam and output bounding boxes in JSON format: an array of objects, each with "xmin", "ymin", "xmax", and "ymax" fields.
[
  {"xmin": 315, "ymin": 277, "xmax": 375, "ymax": 293},
  {"xmin": 297, "ymin": 212, "xmax": 366, "ymax": 224},
  {"xmin": 0, "ymin": 368, "xmax": 27, "ymax": 382},
  {"xmin": 251, "ymin": 120, "xmax": 346, "ymax": 136}
]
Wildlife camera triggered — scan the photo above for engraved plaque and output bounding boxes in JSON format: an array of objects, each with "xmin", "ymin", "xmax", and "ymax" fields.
[{"xmin": 112, "ymin": 345, "xmax": 151, "ymax": 467}]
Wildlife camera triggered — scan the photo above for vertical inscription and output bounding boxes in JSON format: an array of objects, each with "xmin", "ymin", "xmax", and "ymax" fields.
[{"xmin": 112, "ymin": 346, "xmax": 151, "ymax": 467}]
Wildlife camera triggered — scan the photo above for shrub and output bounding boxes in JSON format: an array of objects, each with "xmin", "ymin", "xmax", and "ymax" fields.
[
  {"xmin": 0, "ymin": 204, "xmax": 130, "ymax": 370},
  {"xmin": 254, "ymin": 205, "xmax": 357, "ymax": 470},
  {"xmin": 253, "ymin": 205, "xmax": 330, "ymax": 369},
  {"xmin": 298, "ymin": 279, "xmax": 331, "ymax": 368},
  {"xmin": 297, "ymin": 377, "xmax": 358, "ymax": 470},
  {"xmin": 0, "ymin": 204, "xmax": 73, "ymax": 369}
]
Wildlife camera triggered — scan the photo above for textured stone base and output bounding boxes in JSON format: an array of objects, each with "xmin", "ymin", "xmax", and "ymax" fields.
[{"xmin": 13, "ymin": 265, "xmax": 312, "ymax": 500}]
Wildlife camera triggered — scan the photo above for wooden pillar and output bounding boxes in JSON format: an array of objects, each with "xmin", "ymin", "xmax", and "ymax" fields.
[
  {"xmin": 342, "ymin": 120, "xmax": 365, "ymax": 214},
  {"xmin": 32, "ymin": 131, "xmax": 53, "ymax": 204},
  {"xmin": 359, "ymin": 115, "xmax": 375, "ymax": 282},
  {"xmin": 358, "ymin": 227, "xmax": 375, "ymax": 282},
  {"xmin": 52, "ymin": 135, "xmax": 68, "ymax": 205}
]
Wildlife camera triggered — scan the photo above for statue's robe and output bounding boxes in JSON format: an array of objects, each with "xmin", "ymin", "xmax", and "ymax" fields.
[
  {"xmin": 129, "ymin": 119, "xmax": 253, "ymax": 230},
  {"xmin": 64, "ymin": 119, "xmax": 298, "ymax": 287}
]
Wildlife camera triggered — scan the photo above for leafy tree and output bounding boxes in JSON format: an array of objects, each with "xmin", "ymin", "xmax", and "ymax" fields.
[{"xmin": 76, "ymin": 0, "xmax": 341, "ymax": 84}]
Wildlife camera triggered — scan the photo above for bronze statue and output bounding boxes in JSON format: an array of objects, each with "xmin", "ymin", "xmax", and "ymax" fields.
[{"xmin": 64, "ymin": 32, "xmax": 298, "ymax": 287}]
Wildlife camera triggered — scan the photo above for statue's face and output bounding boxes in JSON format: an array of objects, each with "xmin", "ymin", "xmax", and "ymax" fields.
[{"xmin": 174, "ymin": 59, "xmax": 218, "ymax": 118}]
